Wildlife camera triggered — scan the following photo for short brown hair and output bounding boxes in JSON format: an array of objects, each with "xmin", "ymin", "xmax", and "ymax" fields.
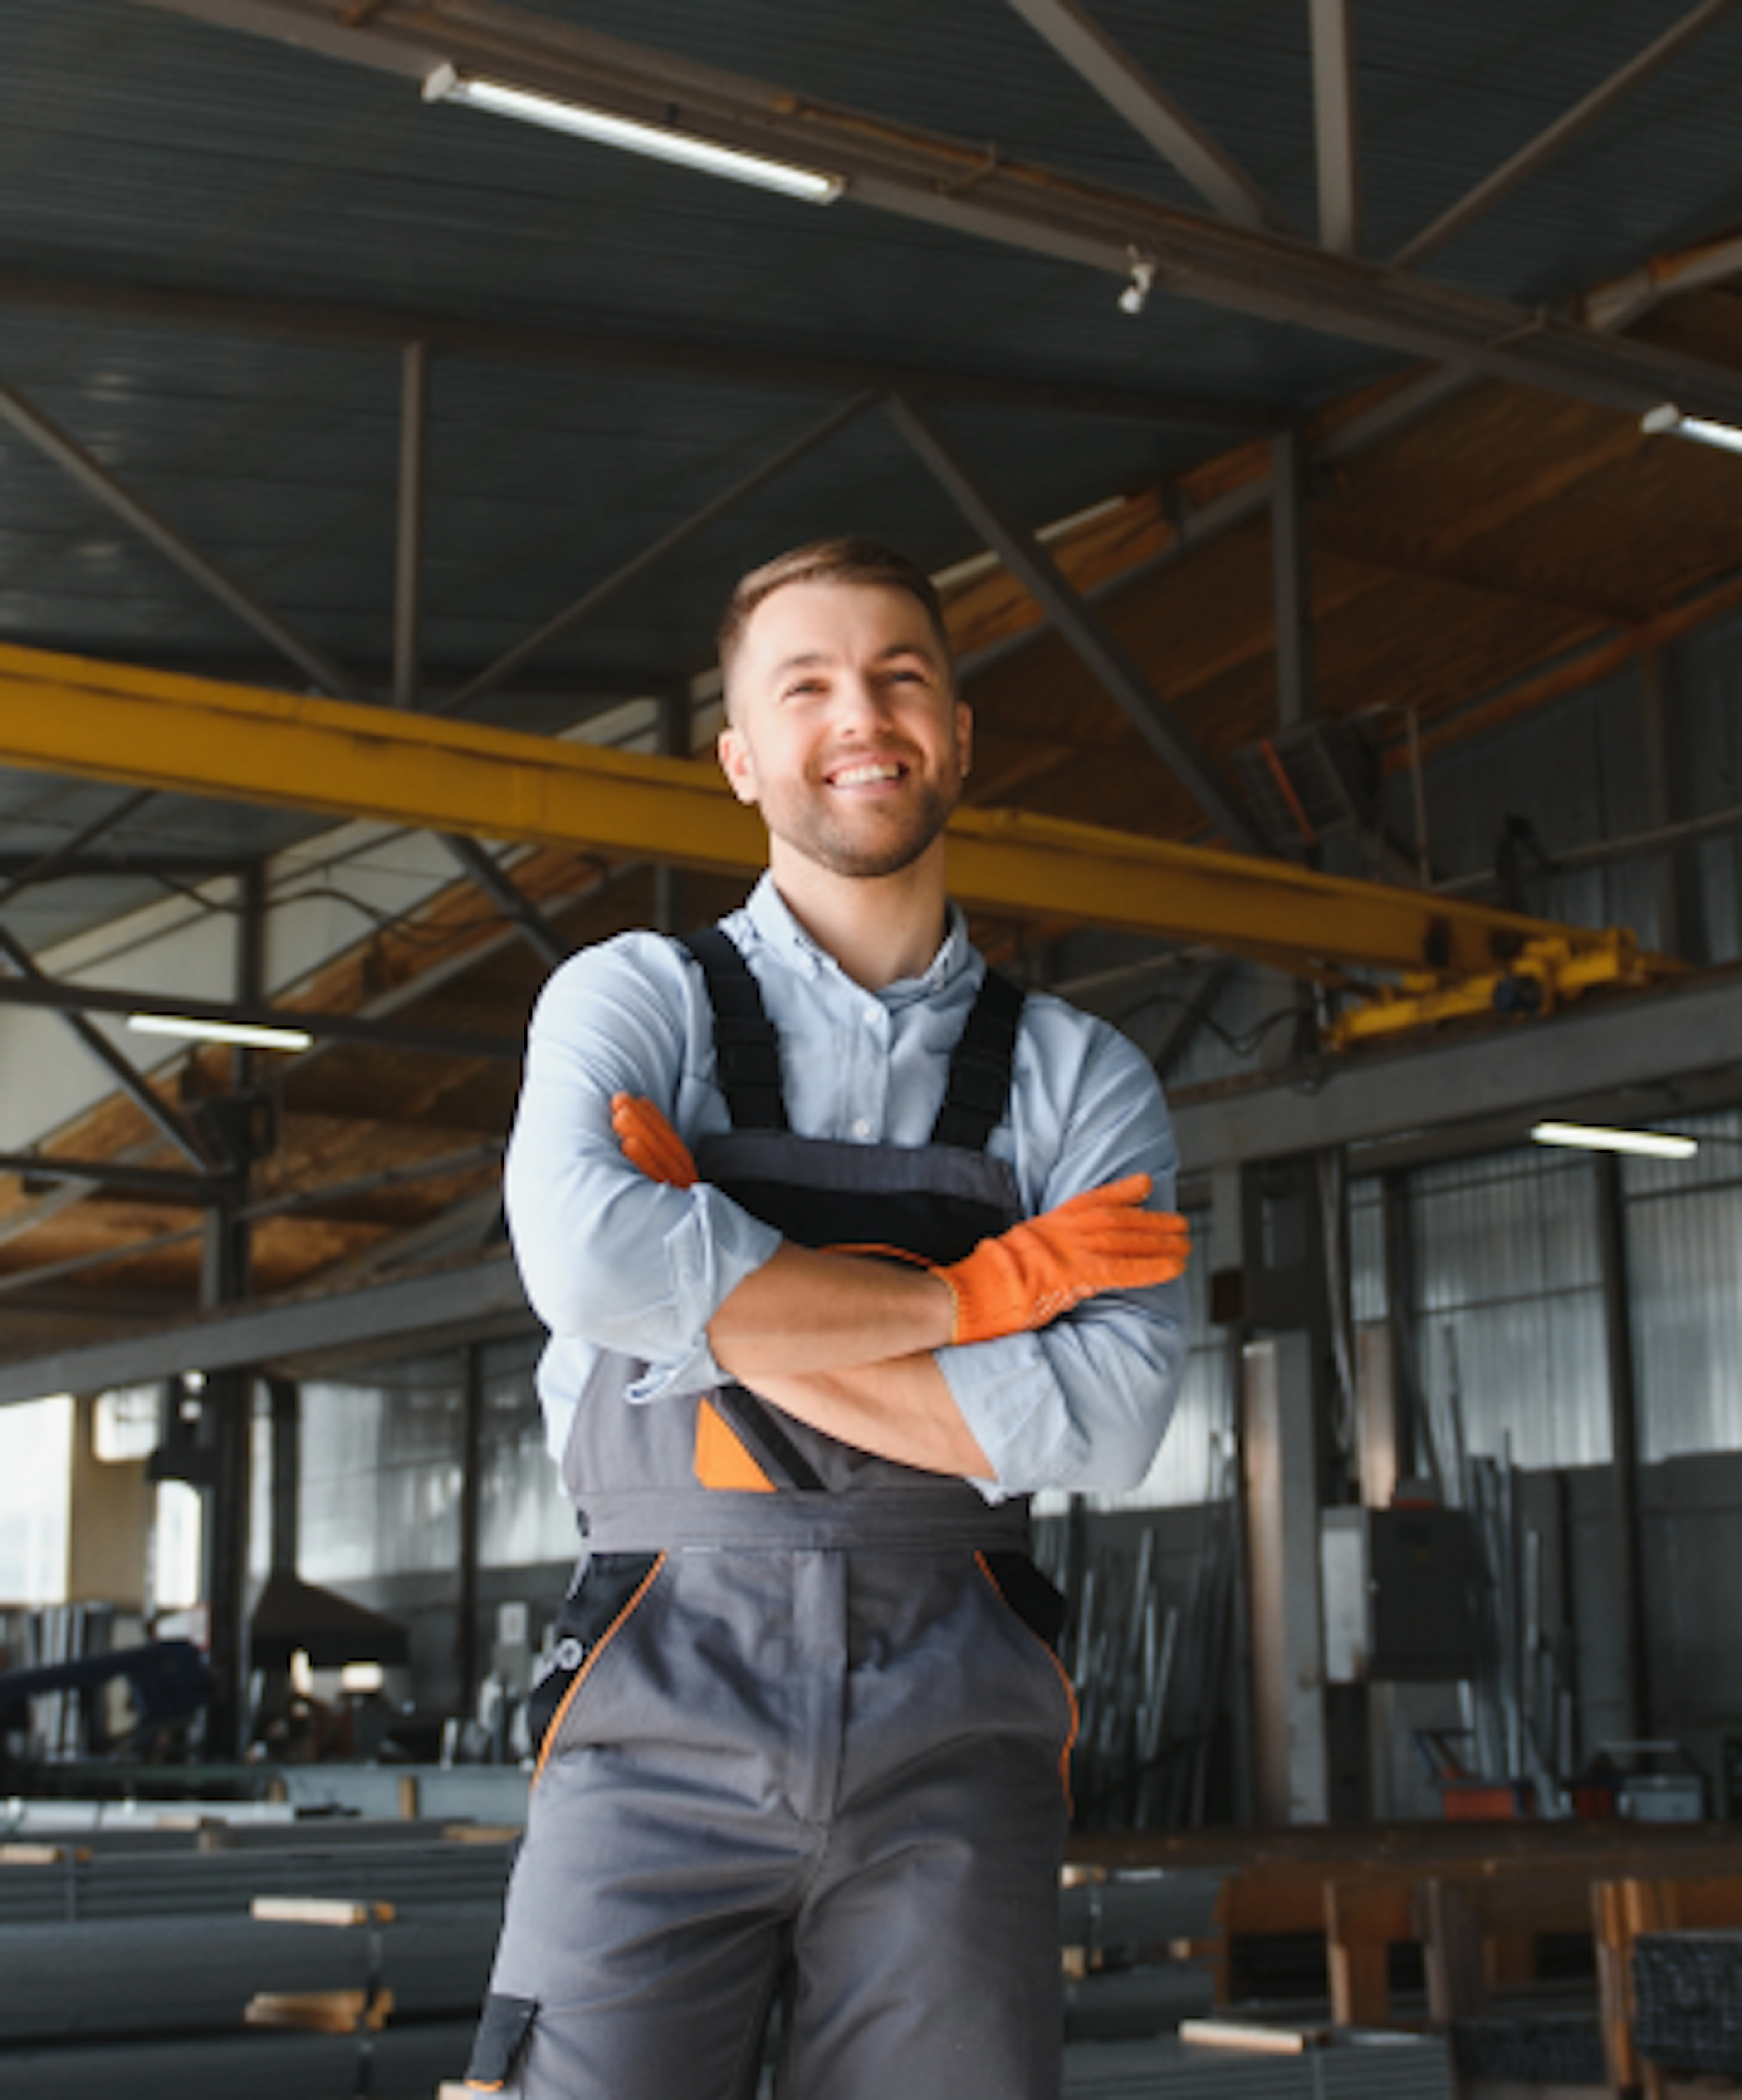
[{"xmin": 717, "ymin": 537, "xmax": 953, "ymax": 707}]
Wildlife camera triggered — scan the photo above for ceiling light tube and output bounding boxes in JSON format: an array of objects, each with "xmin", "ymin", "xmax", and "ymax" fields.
[
  {"xmin": 1531, "ymin": 1120, "xmax": 1698, "ymax": 1159},
  {"xmin": 422, "ymin": 65, "xmax": 844, "ymax": 204},
  {"xmin": 128, "ymin": 1012, "xmax": 313, "ymax": 1053},
  {"xmin": 1641, "ymin": 402, "xmax": 1742, "ymax": 456}
]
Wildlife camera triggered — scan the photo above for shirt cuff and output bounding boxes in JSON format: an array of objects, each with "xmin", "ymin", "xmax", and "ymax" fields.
[
  {"xmin": 939, "ymin": 1331, "xmax": 1087, "ymax": 1498},
  {"xmin": 625, "ymin": 1182, "xmax": 781, "ymax": 1405}
]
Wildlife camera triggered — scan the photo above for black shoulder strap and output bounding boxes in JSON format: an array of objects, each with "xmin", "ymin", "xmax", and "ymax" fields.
[
  {"xmin": 931, "ymin": 967, "xmax": 1024, "ymax": 1152},
  {"xmin": 680, "ymin": 927, "xmax": 789, "ymax": 1132}
]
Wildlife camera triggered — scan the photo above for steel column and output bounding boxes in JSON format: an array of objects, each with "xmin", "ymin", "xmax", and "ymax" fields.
[
  {"xmin": 1242, "ymin": 1330, "xmax": 1331, "ymax": 1823},
  {"xmin": 395, "ymin": 341, "xmax": 432, "ymax": 710},
  {"xmin": 1308, "ymin": 0, "xmax": 1362, "ymax": 255},
  {"xmin": 457, "ymin": 1343, "xmax": 484, "ymax": 1715},
  {"xmin": 1594, "ymin": 1151, "xmax": 1651, "ymax": 1742},
  {"xmin": 1270, "ymin": 424, "xmax": 1315, "ymax": 731},
  {"xmin": 0, "ymin": 378, "xmax": 372, "ymax": 705},
  {"xmin": 886, "ymin": 391, "xmax": 1264, "ymax": 851}
]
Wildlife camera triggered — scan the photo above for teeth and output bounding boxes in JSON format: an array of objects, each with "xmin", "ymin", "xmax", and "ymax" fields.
[{"xmin": 831, "ymin": 761, "xmax": 901, "ymax": 786}]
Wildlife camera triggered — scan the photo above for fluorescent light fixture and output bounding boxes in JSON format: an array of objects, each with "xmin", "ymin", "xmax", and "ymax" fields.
[
  {"xmin": 1531, "ymin": 1120, "xmax": 1698, "ymax": 1160},
  {"xmin": 128, "ymin": 1012, "xmax": 313, "ymax": 1053},
  {"xmin": 1641, "ymin": 402, "xmax": 1742, "ymax": 457},
  {"xmin": 422, "ymin": 64, "xmax": 844, "ymax": 204}
]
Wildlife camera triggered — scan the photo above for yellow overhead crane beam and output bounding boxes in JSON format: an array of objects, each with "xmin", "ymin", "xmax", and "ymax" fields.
[{"xmin": 0, "ymin": 644, "xmax": 1675, "ymax": 1034}]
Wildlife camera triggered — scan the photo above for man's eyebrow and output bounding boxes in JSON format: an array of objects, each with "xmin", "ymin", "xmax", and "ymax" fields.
[{"xmin": 767, "ymin": 639, "xmax": 940, "ymax": 680}]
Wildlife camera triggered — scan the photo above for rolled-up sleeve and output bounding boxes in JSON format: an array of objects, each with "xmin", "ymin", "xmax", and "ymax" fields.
[
  {"xmin": 938, "ymin": 1007, "xmax": 1189, "ymax": 1497},
  {"xmin": 504, "ymin": 937, "xmax": 780, "ymax": 1386}
]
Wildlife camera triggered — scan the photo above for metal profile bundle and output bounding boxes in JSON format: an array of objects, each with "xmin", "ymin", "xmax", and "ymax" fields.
[
  {"xmin": 1, "ymin": 2019, "xmax": 478, "ymax": 2100},
  {"xmin": 0, "ymin": 1908, "xmax": 499, "ymax": 2043},
  {"xmin": 0, "ymin": 1835, "xmax": 513, "ymax": 1925},
  {"xmin": 1633, "ymin": 1929, "xmax": 1742, "ymax": 2075},
  {"xmin": 1449, "ymin": 2012, "xmax": 1607, "ymax": 2085},
  {"xmin": 1058, "ymin": 2031, "xmax": 1456, "ymax": 2097}
]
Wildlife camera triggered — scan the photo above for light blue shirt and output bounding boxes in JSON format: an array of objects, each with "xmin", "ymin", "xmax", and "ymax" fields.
[{"xmin": 505, "ymin": 875, "xmax": 1187, "ymax": 1499}]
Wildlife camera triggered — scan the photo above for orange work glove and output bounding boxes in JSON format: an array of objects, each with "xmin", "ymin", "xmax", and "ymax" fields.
[
  {"xmin": 934, "ymin": 1176, "xmax": 1190, "ymax": 1344},
  {"xmin": 610, "ymin": 1093, "xmax": 698, "ymax": 1189}
]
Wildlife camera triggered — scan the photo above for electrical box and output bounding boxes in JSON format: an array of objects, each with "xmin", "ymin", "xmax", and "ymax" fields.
[{"xmin": 1321, "ymin": 1506, "xmax": 1476, "ymax": 1684}]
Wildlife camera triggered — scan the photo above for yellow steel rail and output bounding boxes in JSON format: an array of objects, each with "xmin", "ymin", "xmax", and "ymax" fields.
[{"xmin": 0, "ymin": 643, "xmax": 1677, "ymax": 1010}]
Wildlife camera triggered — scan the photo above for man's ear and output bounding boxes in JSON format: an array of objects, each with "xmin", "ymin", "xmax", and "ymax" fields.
[
  {"xmin": 718, "ymin": 725, "xmax": 758, "ymax": 806},
  {"xmin": 955, "ymin": 699, "xmax": 973, "ymax": 779}
]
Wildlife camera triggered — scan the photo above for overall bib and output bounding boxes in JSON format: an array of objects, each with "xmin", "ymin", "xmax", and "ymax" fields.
[{"xmin": 468, "ymin": 929, "xmax": 1077, "ymax": 2100}]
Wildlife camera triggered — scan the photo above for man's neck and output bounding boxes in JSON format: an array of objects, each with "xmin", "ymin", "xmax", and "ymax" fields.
[{"xmin": 767, "ymin": 846, "xmax": 949, "ymax": 992}]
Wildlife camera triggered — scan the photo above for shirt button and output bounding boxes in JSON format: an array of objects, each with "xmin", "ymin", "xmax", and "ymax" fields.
[{"xmin": 852, "ymin": 1119, "xmax": 872, "ymax": 1141}]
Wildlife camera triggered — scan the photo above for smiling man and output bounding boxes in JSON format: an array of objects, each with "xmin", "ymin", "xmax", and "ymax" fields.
[{"xmin": 468, "ymin": 539, "xmax": 1191, "ymax": 2100}]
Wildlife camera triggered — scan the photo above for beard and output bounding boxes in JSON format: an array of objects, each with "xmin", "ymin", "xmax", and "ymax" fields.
[{"xmin": 760, "ymin": 767, "xmax": 959, "ymax": 880}]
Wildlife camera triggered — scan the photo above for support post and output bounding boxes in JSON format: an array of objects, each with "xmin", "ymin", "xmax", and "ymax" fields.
[
  {"xmin": 457, "ymin": 1344, "xmax": 484, "ymax": 1718},
  {"xmin": 1594, "ymin": 1151, "xmax": 1651, "ymax": 1742},
  {"xmin": 393, "ymin": 342, "xmax": 431, "ymax": 711},
  {"xmin": 1243, "ymin": 1330, "xmax": 1330, "ymax": 1822},
  {"xmin": 1308, "ymin": 0, "xmax": 1362, "ymax": 255},
  {"xmin": 1640, "ymin": 647, "xmax": 1698, "ymax": 960},
  {"xmin": 266, "ymin": 1377, "xmax": 300, "ymax": 1577},
  {"xmin": 1271, "ymin": 424, "xmax": 1315, "ymax": 731}
]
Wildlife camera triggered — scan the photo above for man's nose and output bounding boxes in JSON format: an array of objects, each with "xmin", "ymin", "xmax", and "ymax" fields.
[{"xmin": 833, "ymin": 672, "xmax": 895, "ymax": 730}]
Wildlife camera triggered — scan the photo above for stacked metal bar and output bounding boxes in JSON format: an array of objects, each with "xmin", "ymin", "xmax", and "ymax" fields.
[
  {"xmin": 1634, "ymin": 1928, "xmax": 1742, "ymax": 2075},
  {"xmin": 1450, "ymin": 2012, "xmax": 1607, "ymax": 2085},
  {"xmin": 1059, "ymin": 2032, "xmax": 1456, "ymax": 2097}
]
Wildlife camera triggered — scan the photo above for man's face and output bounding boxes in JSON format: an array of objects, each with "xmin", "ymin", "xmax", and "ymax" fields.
[{"xmin": 718, "ymin": 578, "xmax": 971, "ymax": 883}]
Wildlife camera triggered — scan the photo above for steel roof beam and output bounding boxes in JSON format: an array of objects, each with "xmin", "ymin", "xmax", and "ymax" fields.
[
  {"xmin": 0, "ymin": 639, "xmax": 1624, "ymax": 982},
  {"xmin": 0, "ymin": 1153, "xmax": 217, "ymax": 1199},
  {"xmin": 1172, "ymin": 964, "xmax": 1742, "ymax": 1168},
  {"xmin": 886, "ymin": 392, "xmax": 1265, "ymax": 853},
  {"xmin": 132, "ymin": 0, "xmax": 1742, "ymax": 425},
  {"xmin": 0, "ymin": 1251, "xmax": 530, "ymax": 1408},
  {"xmin": 1005, "ymin": 0, "xmax": 1292, "ymax": 234},
  {"xmin": 0, "ymin": 789, "xmax": 158, "ymax": 914},
  {"xmin": 0, "ymin": 272, "xmax": 1270, "ymax": 432},
  {"xmin": 440, "ymin": 391, "xmax": 877, "ymax": 718},
  {"xmin": 1393, "ymin": 0, "xmax": 1742, "ymax": 272},
  {"xmin": 0, "ymin": 375, "xmax": 374, "ymax": 707},
  {"xmin": 0, "ymin": 967, "xmax": 522, "ymax": 1060},
  {"xmin": 1308, "ymin": 0, "xmax": 1361, "ymax": 256}
]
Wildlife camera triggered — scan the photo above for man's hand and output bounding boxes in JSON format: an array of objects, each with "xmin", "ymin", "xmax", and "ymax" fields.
[
  {"xmin": 935, "ymin": 1175, "xmax": 1190, "ymax": 1345},
  {"xmin": 610, "ymin": 1094, "xmax": 698, "ymax": 1188}
]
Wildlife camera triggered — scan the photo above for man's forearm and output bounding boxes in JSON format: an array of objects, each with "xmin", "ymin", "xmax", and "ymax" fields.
[
  {"xmin": 707, "ymin": 1241, "xmax": 955, "ymax": 1379},
  {"xmin": 744, "ymin": 1355, "xmax": 993, "ymax": 1479}
]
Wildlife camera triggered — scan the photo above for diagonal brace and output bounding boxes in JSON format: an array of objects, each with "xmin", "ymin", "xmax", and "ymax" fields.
[{"xmin": 886, "ymin": 392, "xmax": 1263, "ymax": 852}]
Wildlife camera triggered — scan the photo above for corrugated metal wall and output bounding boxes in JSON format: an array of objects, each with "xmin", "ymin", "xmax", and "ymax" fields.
[
  {"xmin": 1406, "ymin": 1148, "xmax": 1611, "ymax": 1472},
  {"xmin": 1626, "ymin": 1106, "xmax": 1742, "ymax": 1462}
]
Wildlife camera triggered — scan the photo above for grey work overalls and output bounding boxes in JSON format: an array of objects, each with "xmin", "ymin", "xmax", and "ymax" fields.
[{"xmin": 468, "ymin": 929, "xmax": 1077, "ymax": 2100}]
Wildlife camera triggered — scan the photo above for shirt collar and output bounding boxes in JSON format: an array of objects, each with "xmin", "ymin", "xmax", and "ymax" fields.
[{"xmin": 743, "ymin": 873, "xmax": 975, "ymax": 1000}]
